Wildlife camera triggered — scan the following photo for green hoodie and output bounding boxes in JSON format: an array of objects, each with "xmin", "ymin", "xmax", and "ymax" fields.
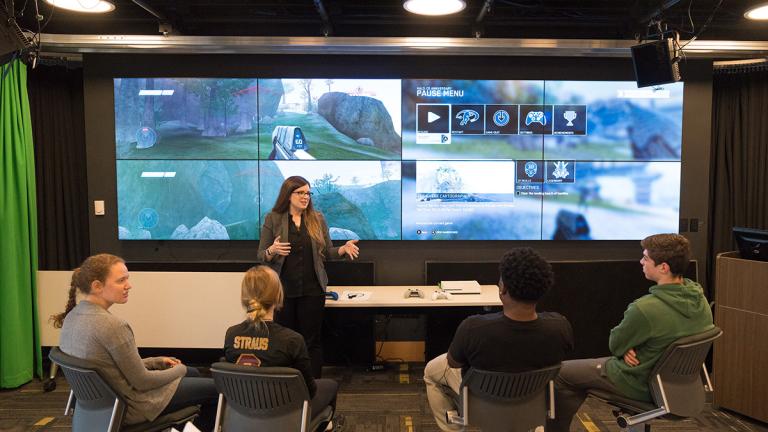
[{"xmin": 605, "ymin": 278, "xmax": 713, "ymax": 402}]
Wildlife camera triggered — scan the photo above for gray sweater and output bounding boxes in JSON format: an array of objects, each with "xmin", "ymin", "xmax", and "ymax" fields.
[{"xmin": 59, "ymin": 300, "xmax": 185, "ymax": 425}]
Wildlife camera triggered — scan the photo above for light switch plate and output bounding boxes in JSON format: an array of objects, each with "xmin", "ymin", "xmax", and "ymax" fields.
[{"xmin": 94, "ymin": 200, "xmax": 105, "ymax": 216}]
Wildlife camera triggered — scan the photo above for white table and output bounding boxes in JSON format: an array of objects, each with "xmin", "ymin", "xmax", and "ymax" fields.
[
  {"xmin": 325, "ymin": 285, "xmax": 501, "ymax": 308},
  {"xmin": 37, "ymin": 271, "xmax": 500, "ymax": 348}
]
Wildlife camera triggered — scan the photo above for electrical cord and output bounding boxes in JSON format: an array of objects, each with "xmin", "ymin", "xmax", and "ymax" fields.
[{"xmin": 679, "ymin": 0, "xmax": 724, "ymax": 50}]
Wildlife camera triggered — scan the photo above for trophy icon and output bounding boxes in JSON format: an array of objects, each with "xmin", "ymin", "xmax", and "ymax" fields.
[{"xmin": 563, "ymin": 110, "xmax": 577, "ymax": 127}]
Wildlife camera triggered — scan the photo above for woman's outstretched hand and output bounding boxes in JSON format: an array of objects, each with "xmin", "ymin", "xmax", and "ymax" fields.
[
  {"xmin": 340, "ymin": 239, "xmax": 360, "ymax": 260},
  {"xmin": 269, "ymin": 235, "xmax": 292, "ymax": 256}
]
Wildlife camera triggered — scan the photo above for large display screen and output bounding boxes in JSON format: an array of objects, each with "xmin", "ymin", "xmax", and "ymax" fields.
[{"xmin": 114, "ymin": 77, "xmax": 683, "ymax": 240}]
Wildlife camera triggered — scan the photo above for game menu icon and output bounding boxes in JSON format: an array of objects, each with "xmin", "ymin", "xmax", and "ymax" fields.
[
  {"xmin": 451, "ymin": 104, "xmax": 485, "ymax": 135},
  {"xmin": 519, "ymin": 105, "xmax": 553, "ymax": 135},
  {"xmin": 546, "ymin": 160, "xmax": 576, "ymax": 183},
  {"xmin": 485, "ymin": 105, "xmax": 519, "ymax": 135},
  {"xmin": 553, "ymin": 105, "xmax": 587, "ymax": 135},
  {"xmin": 416, "ymin": 104, "xmax": 451, "ymax": 144}
]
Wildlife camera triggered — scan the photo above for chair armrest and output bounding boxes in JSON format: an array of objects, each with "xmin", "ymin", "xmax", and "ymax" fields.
[
  {"xmin": 548, "ymin": 380, "xmax": 556, "ymax": 420},
  {"xmin": 701, "ymin": 364, "xmax": 714, "ymax": 392}
]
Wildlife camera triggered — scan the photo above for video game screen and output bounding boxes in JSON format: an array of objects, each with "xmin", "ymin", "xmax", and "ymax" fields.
[
  {"xmin": 402, "ymin": 160, "xmax": 543, "ymax": 240},
  {"xmin": 259, "ymin": 160, "xmax": 402, "ymax": 240},
  {"xmin": 116, "ymin": 160, "xmax": 260, "ymax": 240},
  {"xmin": 542, "ymin": 81, "xmax": 684, "ymax": 161},
  {"xmin": 114, "ymin": 78, "xmax": 260, "ymax": 159},
  {"xmin": 258, "ymin": 79, "xmax": 402, "ymax": 160},
  {"xmin": 401, "ymin": 79, "xmax": 546, "ymax": 160},
  {"xmin": 114, "ymin": 77, "xmax": 683, "ymax": 241},
  {"xmin": 537, "ymin": 161, "xmax": 680, "ymax": 240}
]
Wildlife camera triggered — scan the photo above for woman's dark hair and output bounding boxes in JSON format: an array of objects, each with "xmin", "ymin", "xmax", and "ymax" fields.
[
  {"xmin": 50, "ymin": 254, "xmax": 125, "ymax": 328},
  {"xmin": 498, "ymin": 248, "xmax": 554, "ymax": 303},
  {"xmin": 271, "ymin": 175, "xmax": 325, "ymax": 252}
]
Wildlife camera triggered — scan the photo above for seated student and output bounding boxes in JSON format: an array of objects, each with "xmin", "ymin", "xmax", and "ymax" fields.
[
  {"xmin": 548, "ymin": 233, "xmax": 715, "ymax": 432},
  {"xmin": 424, "ymin": 248, "xmax": 574, "ymax": 432},
  {"xmin": 52, "ymin": 254, "xmax": 218, "ymax": 430},
  {"xmin": 224, "ymin": 265, "xmax": 339, "ymax": 429}
]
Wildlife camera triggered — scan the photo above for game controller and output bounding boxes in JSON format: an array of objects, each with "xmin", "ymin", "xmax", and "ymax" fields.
[
  {"xmin": 524, "ymin": 111, "xmax": 547, "ymax": 126},
  {"xmin": 325, "ymin": 291, "xmax": 339, "ymax": 301},
  {"xmin": 431, "ymin": 291, "xmax": 452, "ymax": 300},
  {"xmin": 404, "ymin": 288, "xmax": 424, "ymax": 299}
]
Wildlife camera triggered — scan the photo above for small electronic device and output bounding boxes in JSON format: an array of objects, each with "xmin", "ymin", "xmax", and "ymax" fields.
[
  {"xmin": 404, "ymin": 288, "xmax": 424, "ymax": 299},
  {"xmin": 440, "ymin": 280, "xmax": 481, "ymax": 294},
  {"xmin": 733, "ymin": 226, "xmax": 768, "ymax": 261},
  {"xmin": 325, "ymin": 291, "xmax": 339, "ymax": 301},
  {"xmin": 431, "ymin": 291, "xmax": 452, "ymax": 300}
]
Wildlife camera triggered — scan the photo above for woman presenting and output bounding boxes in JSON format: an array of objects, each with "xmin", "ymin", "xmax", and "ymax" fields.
[{"xmin": 258, "ymin": 175, "xmax": 360, "ymax": 377}]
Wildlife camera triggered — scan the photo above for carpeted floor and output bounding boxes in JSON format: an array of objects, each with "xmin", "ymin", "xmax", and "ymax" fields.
[{"xmin": 1, "ymin": 363, "xmax": 765, "ymax": 431}]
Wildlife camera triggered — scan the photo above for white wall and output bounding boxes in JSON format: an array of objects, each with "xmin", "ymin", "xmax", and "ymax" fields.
[{"xmin": 38, "ymin": 270, "xmax": 245, "ymax": 348}]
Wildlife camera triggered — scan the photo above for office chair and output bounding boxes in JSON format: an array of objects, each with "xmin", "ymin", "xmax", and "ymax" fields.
[
  {"xmin": 447, "ymin": 364, "xmax": 561, "ymax": 432},
  {"xmin": 49, "ymin": 347, "xmax": 200, "ymax": 432},
  {"xmin": 587, "ymin": 326, "xmax": 722, "ymax": 431},
  {"xmin": 211, "ymin": 362, "xmax": 334, "ymax": 432}
]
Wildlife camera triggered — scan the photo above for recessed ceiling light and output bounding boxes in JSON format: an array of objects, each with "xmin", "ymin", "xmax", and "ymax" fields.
[
  {"xmin": 745, "ymin": 3, "xmax": 768, "ymax": 20},
  {"xmin": 403, "ymin": 0, "xmax": 466, "ymax": 16},
  {"xmin": 44, "ymin": 0, "xmax": 115, "ymax": 13}
]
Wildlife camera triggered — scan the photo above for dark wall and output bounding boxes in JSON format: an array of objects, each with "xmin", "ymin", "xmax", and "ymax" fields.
[{"xmin": 83, "ymin": 54, "xmax": 713, "ymax": 287}]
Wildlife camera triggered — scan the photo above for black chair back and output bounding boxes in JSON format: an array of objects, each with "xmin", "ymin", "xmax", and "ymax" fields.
[
  {"xmin": 49, "ymin": 347, "xmax": 125, "ymax": 432},
  {"xmin": 647, "ymin": 326, "xmax": 722, "ymax": 417},
  {"xmin": 211, "ymin": 362, "xmax": 312, "ymax": 431},
  {"xmin": 460, "ymin": 364, "xmax": 561, "ymax": 432}
]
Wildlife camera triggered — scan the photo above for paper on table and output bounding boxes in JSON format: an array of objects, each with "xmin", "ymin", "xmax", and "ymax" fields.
[
  {"xmin": 341, "ymin": 291, "xmax": 372, "ymax": 301},
  {"xmin": 183, "ymin": 422, "xmax": 202, "ymax": 432}
]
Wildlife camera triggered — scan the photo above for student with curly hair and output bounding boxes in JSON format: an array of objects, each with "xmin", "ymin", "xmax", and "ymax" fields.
[{"xmin": 424, "ymin": 248, "xmax": 574, "ymax": 431}]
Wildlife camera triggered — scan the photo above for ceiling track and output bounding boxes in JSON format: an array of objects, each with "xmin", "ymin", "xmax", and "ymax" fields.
[{"xmin": 38, "ymin": 34, "xmax": 768, "ymax": 59}]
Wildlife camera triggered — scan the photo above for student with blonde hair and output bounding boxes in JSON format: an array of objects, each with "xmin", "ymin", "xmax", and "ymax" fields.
[
  {"xmin": 224, "ymin": 265, "xmax": 339, "ymax": 429},
  {"xmin": 53, "ymin": 254, "xmax": 218, "ymax": 430}
]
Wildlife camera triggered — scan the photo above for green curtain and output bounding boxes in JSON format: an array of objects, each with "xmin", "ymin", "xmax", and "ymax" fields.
[{"xmin": 0, "ymin": 58, "xmax": 41, "ymax": 388}]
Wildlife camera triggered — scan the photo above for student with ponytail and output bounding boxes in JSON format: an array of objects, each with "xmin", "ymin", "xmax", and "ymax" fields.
[
  {"xmin": 224, "ymin": 265, "xmax": 339, "ymax": 426},
  {"xmin": 259, "ymin": 175, "xmax": 360, "ymax": 378},
  {"xmin": 53, "ymin": 254, "xmax": 218, "ymax": 430}
]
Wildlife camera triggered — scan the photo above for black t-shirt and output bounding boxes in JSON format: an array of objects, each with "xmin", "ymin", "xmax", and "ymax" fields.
[
  {"xmin": 448, "ymin": 311, "xmax": 574, "ymax": 376},
  {"xmin": 224, "ymin": 320, "xmax": 317, "ymax": 396},
  {"xmin": 281, "ymin": 215, "xmax": 322, "ymax": 298}
]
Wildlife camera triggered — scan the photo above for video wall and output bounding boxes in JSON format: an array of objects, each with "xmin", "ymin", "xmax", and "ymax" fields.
[{"xmin": 114, "ymin": 78, "xmax": 683, "ymax": 241}]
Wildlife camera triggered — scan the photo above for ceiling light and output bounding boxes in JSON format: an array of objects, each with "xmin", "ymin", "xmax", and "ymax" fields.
[
  {"xmin": 403, "ymin": 0, "xmax": 466, "ymax": 16},
  {"xmin": 44, "ymin": 0, "xmax": 115, "ymax": 13},
  {"xmin": 745, "ymin": 3, "xmax": 768, "ymax": 20}
]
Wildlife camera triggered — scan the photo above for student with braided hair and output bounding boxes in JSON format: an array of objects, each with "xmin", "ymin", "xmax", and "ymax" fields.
[
  {"xmin": 52, "ymin": 254, "xmax": 218, "ymax": 430},
  {"xmin": 223, "ymin": 265, "xmax": 339, "ymax": 428}
]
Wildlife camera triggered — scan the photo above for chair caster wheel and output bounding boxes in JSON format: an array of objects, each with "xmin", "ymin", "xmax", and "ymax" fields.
[{"xmin": 43, "ymin": 379, "xmax": 56, "ymax": 392}]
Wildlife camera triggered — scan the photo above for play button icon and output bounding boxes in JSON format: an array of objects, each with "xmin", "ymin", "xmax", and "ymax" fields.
[{"xmin": 416, "ymin": 104, "xmax": 450, "ymax": 137}]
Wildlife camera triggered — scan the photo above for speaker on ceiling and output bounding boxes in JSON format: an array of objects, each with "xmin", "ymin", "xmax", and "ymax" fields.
[
  {"xmin": 0, "ymin": 5, "xmax": 33, "ymax": 64},
  {"xmin": 631, "ymin": 38, "xmax": 682, "ymax": 88}
]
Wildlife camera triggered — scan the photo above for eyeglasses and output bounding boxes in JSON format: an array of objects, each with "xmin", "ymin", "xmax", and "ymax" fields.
[{"xmin": 292, "ymin": 191, "xmax": 313, "ymax": 197}]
